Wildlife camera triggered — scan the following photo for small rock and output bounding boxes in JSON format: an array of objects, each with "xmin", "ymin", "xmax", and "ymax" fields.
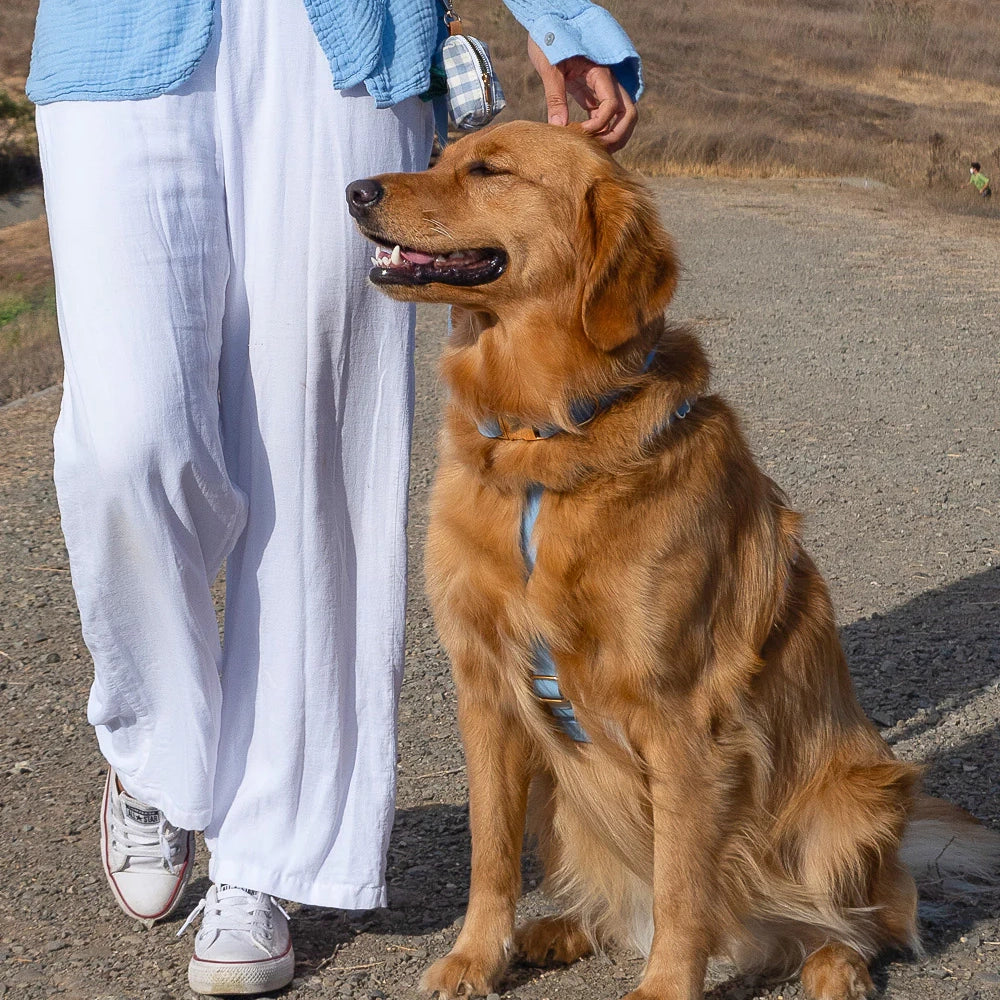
[{"xmin": 45, "ymin": 940, "xmax": 69, "ymax": 952}]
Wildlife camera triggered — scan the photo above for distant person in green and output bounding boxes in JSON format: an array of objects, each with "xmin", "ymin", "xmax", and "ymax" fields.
[{"xmin": 970, "ymin": 161, "xmax": 991, "ymax": 198}]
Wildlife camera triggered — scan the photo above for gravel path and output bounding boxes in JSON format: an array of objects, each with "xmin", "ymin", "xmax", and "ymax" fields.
[{"xmin": 1, "ymin": 176, "xmax": 997, "ymax": 1000}]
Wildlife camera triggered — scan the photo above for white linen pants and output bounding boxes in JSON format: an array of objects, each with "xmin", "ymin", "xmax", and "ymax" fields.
[{"xmin": 36, "ymin": 0, "xmax": 434, "ymax": 908}]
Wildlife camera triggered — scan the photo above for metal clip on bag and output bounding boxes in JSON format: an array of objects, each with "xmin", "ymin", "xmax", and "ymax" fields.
[{"xmin": 440, "ymin": 1, "xmax": 506, "ymax": 131}]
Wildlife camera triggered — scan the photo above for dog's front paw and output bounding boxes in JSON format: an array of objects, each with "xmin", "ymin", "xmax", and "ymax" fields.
[
  {"xmin": 420, "ymin": 947, "xmax": 508, "ymax": 998},
  {"xmin": 622, "ymin": 985, "xmax": 702, "ymax": 1000}
]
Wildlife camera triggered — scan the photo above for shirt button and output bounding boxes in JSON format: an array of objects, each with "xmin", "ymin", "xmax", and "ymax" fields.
[{"xmin": 544, "ymin": 31, "xmax": 555, "ymax": 45}]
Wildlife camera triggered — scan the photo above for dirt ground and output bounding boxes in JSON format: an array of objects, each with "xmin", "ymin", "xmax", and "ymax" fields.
[{"xmin": 0, "ymin": 175, "xmax": 998, "ymax": 1000}]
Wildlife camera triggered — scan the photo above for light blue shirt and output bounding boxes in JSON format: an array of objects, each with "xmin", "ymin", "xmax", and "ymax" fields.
[{"xmin": 27, "ymin": 0, "xmax": 641, "ymax": 108}]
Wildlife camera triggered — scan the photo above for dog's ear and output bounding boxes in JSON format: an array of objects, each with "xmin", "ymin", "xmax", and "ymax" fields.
[{"xmin": 580, "ymin": 175, "xmax": 678, "ymax": 352}]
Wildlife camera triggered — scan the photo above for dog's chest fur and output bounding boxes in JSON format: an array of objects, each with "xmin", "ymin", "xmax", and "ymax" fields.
[{"xmin": 425, "ymin": 454, "xmax": 701, "ymax": 750}]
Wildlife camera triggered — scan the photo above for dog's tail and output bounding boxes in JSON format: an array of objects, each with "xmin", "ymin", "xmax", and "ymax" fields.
[{"xmin": 901, "ymin": 794, "xmax": 1000, "ymax": 896}]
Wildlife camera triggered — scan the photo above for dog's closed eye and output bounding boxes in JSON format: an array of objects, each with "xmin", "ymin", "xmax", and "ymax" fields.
[{"xmin": 466, "ymin": 160, "xmax": 509, "ymax": 179}]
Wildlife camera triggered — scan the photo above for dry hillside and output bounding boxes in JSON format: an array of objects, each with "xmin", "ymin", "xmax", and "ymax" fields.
[
  {"xmin": 3, "ymin": 0, "xmax": 999, "ymax": 191},
  {"xmin": 485, "ymin": 0, "xmax": 1000, "ymax": 196}
]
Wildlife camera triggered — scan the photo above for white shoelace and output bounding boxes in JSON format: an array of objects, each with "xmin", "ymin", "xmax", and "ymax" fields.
[
  {"xmin": 177, "ymin": 886, "xmax": 290, "ymax": 951},
  {"xmin": 111, "ymin": 803, "xmax": 184, "ymax": 875}
]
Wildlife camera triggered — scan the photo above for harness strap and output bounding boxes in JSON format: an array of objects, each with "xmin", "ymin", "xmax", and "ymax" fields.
[
  {"xmin": 517, "ymin": 395, "xmax": 698, "ymax": 745},
  {"xmin": 521, "ymin": 484, "xmax": 590, "ymax": 743}
]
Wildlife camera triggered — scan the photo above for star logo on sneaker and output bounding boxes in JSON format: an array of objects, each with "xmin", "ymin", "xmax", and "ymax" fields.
[{"xmin": 124, "ymin": 803, "xmax": 161, "ymax": 825}]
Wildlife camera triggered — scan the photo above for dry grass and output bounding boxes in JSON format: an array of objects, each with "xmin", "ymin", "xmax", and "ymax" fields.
[
  {"xmin": 0, "ymin": 302, "xmax": 60, "ymax": 405},
  {"xmin": 0, "ymin": 215, "xmax": 59, "ymax": 406},
  {"xmin": 481, "ymin": 0, "xmax": 1000, "ymax": 192}
]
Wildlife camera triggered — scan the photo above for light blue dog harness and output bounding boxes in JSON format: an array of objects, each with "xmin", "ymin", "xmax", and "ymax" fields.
[{"xmin": 486, "ymin": 373, "xmax": 697, "ymax": 743}]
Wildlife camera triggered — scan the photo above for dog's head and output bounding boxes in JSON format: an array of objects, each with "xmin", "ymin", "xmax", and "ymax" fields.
[{"xmin": 347, "ymin": 121, "xmax": 678, "ymax": 352}]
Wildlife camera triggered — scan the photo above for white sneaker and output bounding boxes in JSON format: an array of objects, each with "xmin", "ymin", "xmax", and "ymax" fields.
[
  {"xmin": 180, "ymin": 884, "xmax": 295, "ymax": 995},
  {"xmin": 100, "ymin": 769, "xmax": 194, "ymax": 928}
]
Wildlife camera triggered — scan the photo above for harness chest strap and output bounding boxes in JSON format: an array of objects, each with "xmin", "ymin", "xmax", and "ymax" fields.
[
  {"xmin": 520, "ymin": 482, "xmax": 591, "ymax": 744},
  {"xmin": 513, "ymin": 397, "xmax": 697, "ymax": 744}
]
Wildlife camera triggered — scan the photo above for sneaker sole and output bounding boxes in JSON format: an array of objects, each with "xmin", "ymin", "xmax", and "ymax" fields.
[
  {"xmin": 100, "ymin": 770, "xmax": 195, "ymax": 927},
  {"xmin": 187, "ymin": 946, "xmax": 295, "ymax": 995}
]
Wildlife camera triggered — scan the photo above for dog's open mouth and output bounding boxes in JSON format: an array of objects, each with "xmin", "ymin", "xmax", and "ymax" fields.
[{"xmin": 368, "ymin": 243, "xmax": 507, "ymax": 287}]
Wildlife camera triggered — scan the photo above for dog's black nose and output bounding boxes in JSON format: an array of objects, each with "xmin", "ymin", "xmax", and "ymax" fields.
[{"xmin": 346, "ymin": 178, "xmax": 385, "ymax": 218}]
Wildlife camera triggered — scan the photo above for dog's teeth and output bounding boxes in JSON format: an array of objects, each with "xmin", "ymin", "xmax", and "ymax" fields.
[
  {"xmin": 370, "ymin": 256, "xmax": 380, "ymax": 267},
  {"xmin": 390, "ymin": 245, "xmax": 402, "ymax": 266}
]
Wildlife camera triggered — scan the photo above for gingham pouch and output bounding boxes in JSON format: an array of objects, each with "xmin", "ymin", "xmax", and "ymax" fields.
[{"xmin": 439, "ymin": 21, "xmax": 506, "ymax": 131}]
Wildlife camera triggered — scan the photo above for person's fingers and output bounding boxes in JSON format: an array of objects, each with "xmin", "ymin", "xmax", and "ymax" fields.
[
  {"xmin": 527, "ymin": 45, "xmax": 639, "ymax": 151},
  {"xmin": 575, "ymin": 65, "xmax": 622, "ymax": 136},
  {"xmin": 597, "ymin": 81, "xmax": 639, "ymax": 152},
  {"xmin": 528, "ymin": 38, "xmax": 570, "ymax": 126}
]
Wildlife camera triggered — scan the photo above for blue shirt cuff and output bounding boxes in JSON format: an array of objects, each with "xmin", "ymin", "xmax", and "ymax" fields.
[{"xmin": 525, "ymin": 7, "xmax": 642, "ymax": 102}]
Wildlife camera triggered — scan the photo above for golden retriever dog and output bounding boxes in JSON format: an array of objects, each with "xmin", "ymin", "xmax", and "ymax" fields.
[{"xmin": 346, "ymin": 121, "xmax": 998, "ymax": 1000}]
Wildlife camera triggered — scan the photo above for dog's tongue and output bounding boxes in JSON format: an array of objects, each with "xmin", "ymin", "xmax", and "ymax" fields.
[{"xmin": 401, "ymin": 248, "xmax": 435, "ymax": 265}]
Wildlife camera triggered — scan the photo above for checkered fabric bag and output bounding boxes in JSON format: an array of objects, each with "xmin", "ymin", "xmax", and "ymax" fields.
[{"xmin": 439, "ymin": 25, "xmax": 506, "ymax": 131}]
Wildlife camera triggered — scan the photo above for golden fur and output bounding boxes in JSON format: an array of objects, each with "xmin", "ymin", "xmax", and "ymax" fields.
[{"xmin": 349, "ymin": 121, "xmax": 998, "ymax": 1000}]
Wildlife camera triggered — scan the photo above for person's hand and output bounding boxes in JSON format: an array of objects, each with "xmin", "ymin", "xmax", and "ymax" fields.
[{"xmin": 527, "ymin": 38, "xmax": 637, "ymax": 152}]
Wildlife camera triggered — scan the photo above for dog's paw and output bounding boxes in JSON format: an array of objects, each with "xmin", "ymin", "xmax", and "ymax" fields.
[
  {"xmin": 622, "ymin": 983, "xmax": 702, "ymax": 1000},
  {"xmin": 801, "ymin": 943, "xmax": 874, "ymax": 1000},
  {"xmin": 420, "ymin": 948, "xmax": 507, "ymax": 998},
  {"xmin": 514, "ymin": 916, "xmax": 593, "ymax": 966}
]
